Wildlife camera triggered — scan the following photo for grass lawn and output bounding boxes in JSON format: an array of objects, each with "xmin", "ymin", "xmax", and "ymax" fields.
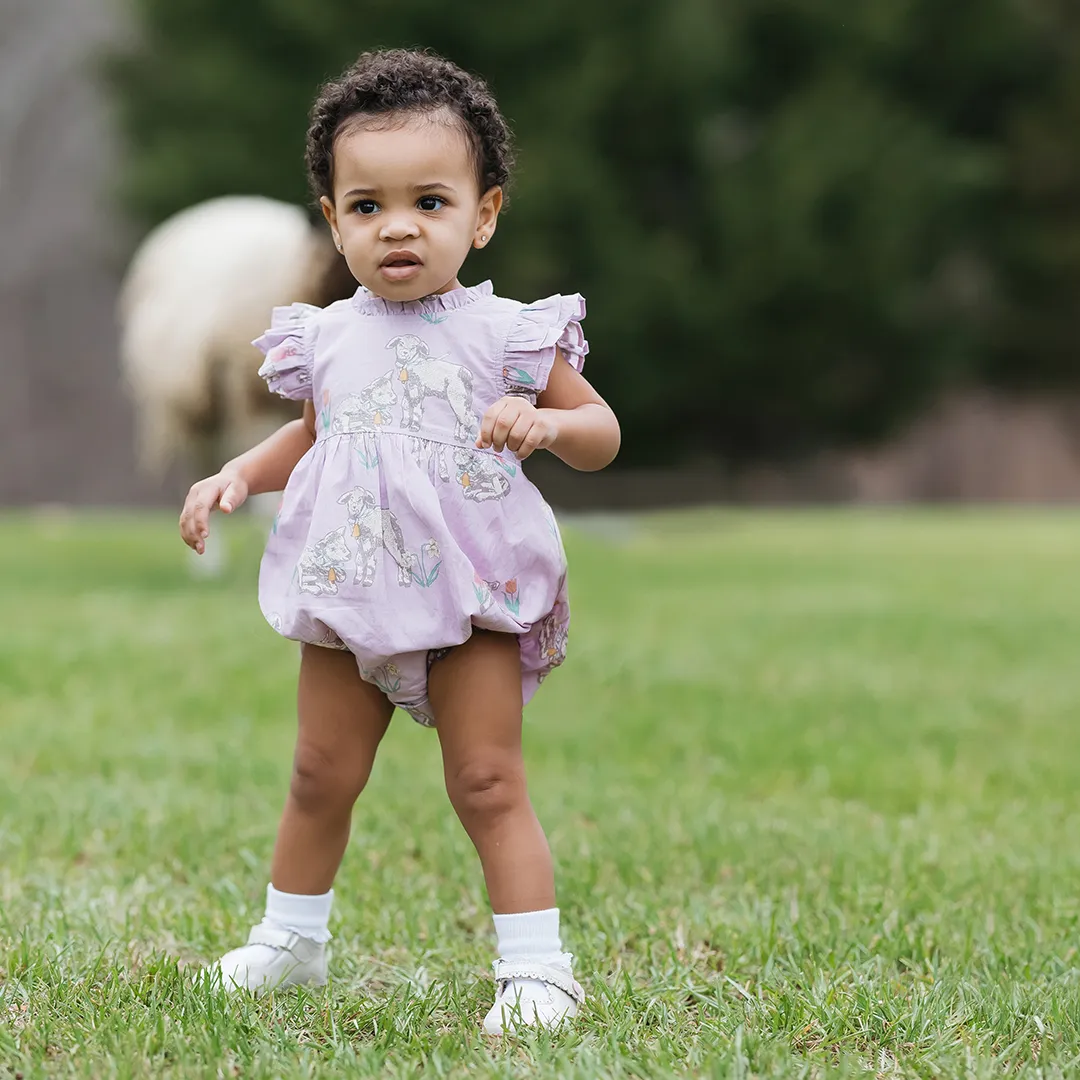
[{"xmin": 3, "ymin": 507, "xmax": 1080, "ymax": 1078}]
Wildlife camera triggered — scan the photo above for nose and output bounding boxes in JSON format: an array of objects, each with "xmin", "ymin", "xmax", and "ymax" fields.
[{"xmin": 379, "ymin": 213, "xmax": 420, "ymax": 242}]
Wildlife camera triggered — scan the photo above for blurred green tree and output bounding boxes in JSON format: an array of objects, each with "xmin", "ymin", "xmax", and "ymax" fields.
[
  {"xmin": 106, "ymin": 0, "xmax": 1077, "ymax": 464},
  {"xmin": 990, "ymin": 1, "xmax": 1080, "ymax": 389}
]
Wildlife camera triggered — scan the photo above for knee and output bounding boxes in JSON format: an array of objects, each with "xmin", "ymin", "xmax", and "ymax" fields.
[
  {"xmin": 446, "ymin": 755, "xmax": 527, "ymax": 825},
  {"xmin": 289, "ymin": 742, "xmax": 368, "ymax": 817}
]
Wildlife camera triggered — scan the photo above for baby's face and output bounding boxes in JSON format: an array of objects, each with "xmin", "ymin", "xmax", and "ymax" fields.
[{"xmin": 322, "ymin": 111, "xmax": 500, "ymax": 301}]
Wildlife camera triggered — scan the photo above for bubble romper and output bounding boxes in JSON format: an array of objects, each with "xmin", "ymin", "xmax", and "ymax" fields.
[{"xmin": 253, "ymin": 280, "xmax": 587, "ymax": 726}]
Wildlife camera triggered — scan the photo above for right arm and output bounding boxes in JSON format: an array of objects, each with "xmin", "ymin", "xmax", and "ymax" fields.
[{"xmin": 179, "ymin": 401, "xmax": 316, "ymax": 554}]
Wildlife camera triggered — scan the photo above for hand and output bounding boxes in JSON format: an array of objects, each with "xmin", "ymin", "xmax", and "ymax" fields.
[
  {"xmin": 179, "ymin": 470, "xmax": 249, "ymax": 554},
  {"xmin": 476, "ymin": 397, "xmax": 560, "ymax": 461}
]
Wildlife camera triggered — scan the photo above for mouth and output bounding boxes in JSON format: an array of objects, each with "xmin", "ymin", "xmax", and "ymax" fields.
[
  {"xmin": 379, "ymin": 250, "xmax": 424, "ymax": 281},
  {"xmin": 381, "ymin": 250, "xmax": 423, "ymax": 267}
]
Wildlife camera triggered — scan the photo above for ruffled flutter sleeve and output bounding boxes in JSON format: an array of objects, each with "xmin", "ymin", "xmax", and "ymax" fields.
[
  {"xmin": 501, "ymin": 294, "xmax": 588, "ymax": 399},
  {"xmin": 252, "ymin": 303, "xmax": 321, "ymax": 400}
]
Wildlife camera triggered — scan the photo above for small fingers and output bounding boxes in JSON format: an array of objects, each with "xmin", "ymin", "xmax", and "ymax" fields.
[
  {"xmin": 179, "ymin": 501, "xmax": 199, "ymax": 549},
  {"xmin": 514, "ymin": 427, "xmax": 547, "ymax": 461},
  {"xmin": 504, "ymin": 413, "xmax": 535, "ymax": 455},
  {"xmin": 179, "ymin": 516, "xmax": 204, "ymax": 552},
  {"xmin": 179, "ymin": 480, "xmax": 223, "ymax": 549},
  {"xmin": 490, "ymin": 401, "xmax": 525, "ymax": 453},
  {"xmin": 191, "ymin": 496, "xmax": 213, "ymax": 540},
  {"xmin": 477, "ymin": 399, "xmax": 510, "ymax": 449}
]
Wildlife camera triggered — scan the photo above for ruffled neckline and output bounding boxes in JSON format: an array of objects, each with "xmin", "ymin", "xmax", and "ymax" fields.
[{"xmin": 351, "ymin": 280, "xmax": 494, "ymax": 316}]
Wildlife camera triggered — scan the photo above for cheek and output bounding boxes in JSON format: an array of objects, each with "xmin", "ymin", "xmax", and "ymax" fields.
[
  {"xmin": 340, "ymin": 217, "xmax": 378, "ymax": 241},
  {"xmin": 439, "ymin": 214, "xmax": 479, "ymax": 244},
  {"xmin": 422, "ymin": 221, "xmax": 465, "ymax": 253}
]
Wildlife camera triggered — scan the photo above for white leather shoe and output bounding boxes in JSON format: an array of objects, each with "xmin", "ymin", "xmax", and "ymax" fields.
[
  {"xmin": 201, "ymin": 922, "xmax": 328, "ymax": 994},
  {"xmin": 482, "ymin": 956, "xmax": 584, "ymax": 1035}
]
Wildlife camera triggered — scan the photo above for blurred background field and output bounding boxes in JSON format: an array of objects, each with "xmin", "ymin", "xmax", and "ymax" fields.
[
  {"xmin": 4, "ymin": 510, "xmax": 1080, "ymax": 1076},
  {"xmin": 5, "ymin": 0, "xmax": 1080, "ymax": 503}
]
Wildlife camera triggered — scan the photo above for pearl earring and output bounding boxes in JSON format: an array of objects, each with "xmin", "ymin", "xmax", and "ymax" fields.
[{"xmin": 480, "ymin": 234, "xmax": 487, "ymax": 244}]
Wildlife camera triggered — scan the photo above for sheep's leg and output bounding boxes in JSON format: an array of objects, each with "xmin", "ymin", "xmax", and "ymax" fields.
[
  {"xmin": 404, "ymin": 390, "xmax": 424, "ymax": 431},
  {"xmin": 353, "ymin": 541, "xmax": 365, "ymax": 585},
  {"xmin": 382, "ymin": 517, "xmax": 414, "ymax": 587},
  {"xmin": 356, "ymin": 532, "xmax": 377, "ymax": 586},
  {"xmin": 453, "ymin": 413, "xmax": 467, "ymax": 443},
  {"xmin": 449, "ymin": 387, "xmax": 477, "ymax": 441}
]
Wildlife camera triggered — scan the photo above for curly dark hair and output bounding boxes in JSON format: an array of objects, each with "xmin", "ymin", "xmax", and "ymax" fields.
[{"xmin": 305, "ymin": 49, "xmax": 515, "ymax": 204}]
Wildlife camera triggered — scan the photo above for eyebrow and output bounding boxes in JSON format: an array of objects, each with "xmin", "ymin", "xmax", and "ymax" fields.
[{"xmin": 343, "ymin": 183, "xmax": 458, "ymax": 198}]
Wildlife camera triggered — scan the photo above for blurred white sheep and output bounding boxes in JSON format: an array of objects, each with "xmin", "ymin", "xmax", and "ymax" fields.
[{"xmin": 117, "ymin": 195, "xmax": 355, "ymax": 573}]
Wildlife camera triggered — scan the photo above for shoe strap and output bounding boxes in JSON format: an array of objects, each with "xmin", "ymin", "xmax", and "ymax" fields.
[
  {"xmin": 492, "ymin": 958, "xmax": 585, "ymax": 1004},
  {"xmin": 246, "ymin": 923, "xmax": 321, "ymax": 961}
]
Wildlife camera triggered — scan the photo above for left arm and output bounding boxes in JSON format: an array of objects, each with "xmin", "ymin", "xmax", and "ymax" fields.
[{"xmin": 476, "ymin": 350, "xmax": 621, "ymax": 472}]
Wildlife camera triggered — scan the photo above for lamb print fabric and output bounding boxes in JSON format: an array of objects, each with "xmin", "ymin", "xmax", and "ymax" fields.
[{"xmin": 254, "ymin": 281, "xmax": 587, "ymax": 723}]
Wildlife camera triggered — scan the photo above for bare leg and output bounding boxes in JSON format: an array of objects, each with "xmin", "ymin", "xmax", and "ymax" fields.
[
  {"xmin": 429, "ymin": 630, "xmax": 555, "ymax": 913},
  {"xmin": 270, "ymin": 644, "xmax": 394, "ymax": 894}
]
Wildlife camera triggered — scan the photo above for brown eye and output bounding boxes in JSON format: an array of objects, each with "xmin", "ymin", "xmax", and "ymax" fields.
[
  {"xmin": 353, "ymin": 200, "xmax": 379, "ymax": 215},
  {"xmin": 418, "ymin": 195, "xmax": 445, "ymax": 211}
]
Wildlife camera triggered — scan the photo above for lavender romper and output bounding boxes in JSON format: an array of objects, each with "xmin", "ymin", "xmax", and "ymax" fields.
[{"xmin": 253, "ymin": 280, "xmax": 587, "ymax": 726}]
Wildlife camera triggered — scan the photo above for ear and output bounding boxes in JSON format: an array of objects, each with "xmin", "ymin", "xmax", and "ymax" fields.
[
  {"xmin": 473, "ymin": 186, "xmax": 503, "ymax": 250},
  {"xmin": 320, "ymin": 196, "xmax": 342, "ymax": 253},
  {"xmin": 337, "ymin": 490, "xmax": 350, "ymax": 504},
  {"xmin": 387, "ymin": 336, "xmax": 402, "ymax": 348}
]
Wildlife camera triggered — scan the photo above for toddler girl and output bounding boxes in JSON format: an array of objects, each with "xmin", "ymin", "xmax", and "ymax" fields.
[{"xmin": 179, "ymin": 48, "xmax": 620, "ymax": 1034}]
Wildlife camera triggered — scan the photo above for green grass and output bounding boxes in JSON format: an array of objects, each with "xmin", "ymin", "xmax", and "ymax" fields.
[{"xmin": 3, "ymin": 508, "xmax": 1080, "ymax": 1078}]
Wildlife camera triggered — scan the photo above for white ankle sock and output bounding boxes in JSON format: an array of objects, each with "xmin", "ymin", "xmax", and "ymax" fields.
[
  {"xmin": 263, "ymin": 883, "xmax": 333, "ymax": 944},
  {"xmin": 493, "ymin": 907, "xmax": 566, "ymax": 966}
]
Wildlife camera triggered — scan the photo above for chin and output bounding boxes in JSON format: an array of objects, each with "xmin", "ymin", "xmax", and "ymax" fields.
[{"xmin": 368, "ymin": 276, "xmax": 453, "ymax": 301}]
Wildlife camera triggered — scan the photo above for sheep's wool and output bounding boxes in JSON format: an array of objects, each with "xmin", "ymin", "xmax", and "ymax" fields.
[{"xmin": 253, "ymin": 281, "xmax": 587, "ymax": 727}]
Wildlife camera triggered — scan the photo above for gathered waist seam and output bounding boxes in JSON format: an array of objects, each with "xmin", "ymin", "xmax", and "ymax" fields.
[{"xmin": 316, "ymin": 429, "xmax": 506, "ymax": 456}]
